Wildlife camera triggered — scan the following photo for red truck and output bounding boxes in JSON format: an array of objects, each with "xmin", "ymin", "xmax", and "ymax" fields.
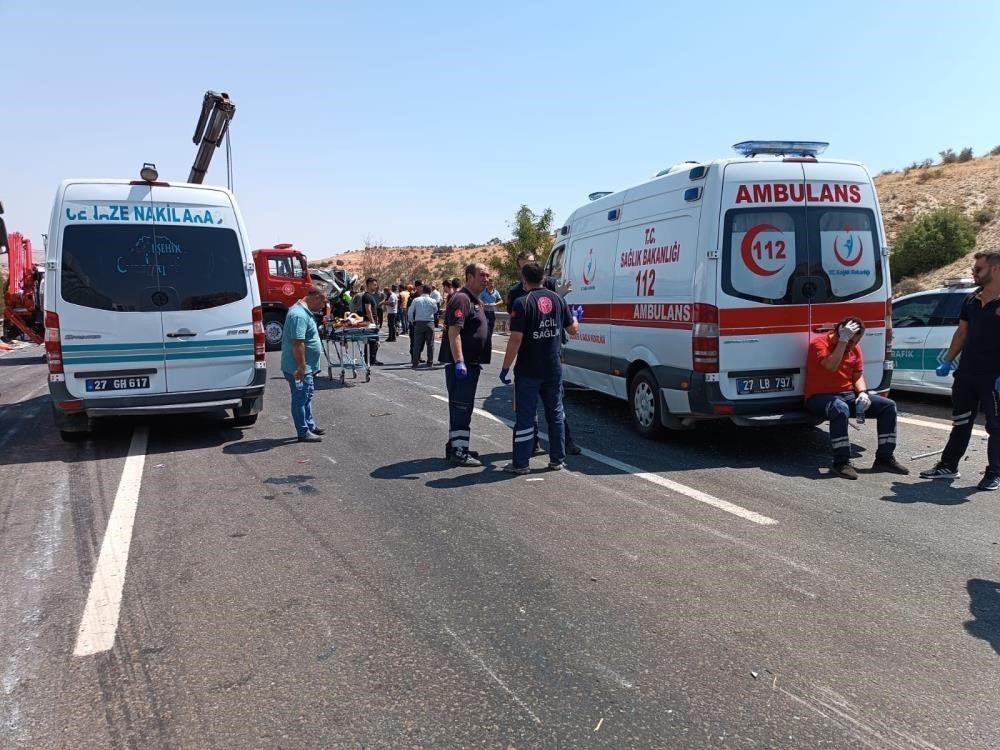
[{"xmin": 253, "ymin": 243, "xmax": 316, "ymax": 349}]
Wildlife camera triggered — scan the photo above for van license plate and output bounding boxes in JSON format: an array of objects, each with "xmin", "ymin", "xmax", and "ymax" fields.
[
  {"xmin": 85, "ymin": 376, "xmax": 151, "ymax": 392},
  {"xmin": 736, "ymin": 376, "xmax": 793, "ymax": 394}
]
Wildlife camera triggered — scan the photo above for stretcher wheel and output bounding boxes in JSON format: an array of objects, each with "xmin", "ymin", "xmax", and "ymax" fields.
[
  {"xmin": 340, "ymin": 371, "xmax": 346, "ymax": 384},
  {"xmin": 328, "ymin": 366, "xmax": 334, "ymax": 380},
  {"xmin": 353, "ymin": 369, "xmax": 358, "ymax": 379},
  {"xmin": 366, "ymin": 372, "xmax": 371, "ymax": 383}
]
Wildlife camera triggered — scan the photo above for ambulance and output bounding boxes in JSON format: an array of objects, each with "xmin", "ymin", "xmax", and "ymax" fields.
[
  {"xmin": 44, "ymin": 169, "xmax": 267, "ymax": 439},
  {"xmin": 545, "ymin": 141, "xmax": 893, "ymax": 437}
]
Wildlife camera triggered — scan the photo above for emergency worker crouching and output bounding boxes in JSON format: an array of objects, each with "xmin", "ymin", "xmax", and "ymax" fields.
[{"xmin": 804, "ymin": 316, "xmax": 909, "ymax": 479}]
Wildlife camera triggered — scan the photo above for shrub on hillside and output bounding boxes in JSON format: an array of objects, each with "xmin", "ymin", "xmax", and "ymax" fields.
[
  {"xmin": 890, "ymin": 209, "xmax": 977, "ymax": 279},
  {"xmin": 991, "ymin": 145, "xmax": 1000, "ymax": 157},
  {"xmin": 939, "ymin": 149, "xmax": 958, "ymax": 164},
  {"xmin": 958, "ymin": 147, "xmax": 974, "ymax": 162},
  {"xmin": 973, "ymin": 207, "xmax": 995, "ymax": 225}
]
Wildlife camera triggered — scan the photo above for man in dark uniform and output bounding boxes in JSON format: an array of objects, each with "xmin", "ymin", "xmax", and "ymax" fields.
[
  {"xmin": 920, "ymin": 250, "xmax": 1000, "ymax": 490},
  {"xmin": 506, "ymin": 252, "xmax": 581, "ymax": 455},
  {"xmin": 499, "ymin": 262, "xmax": 579, "ymax": 473},
  {"xmin": 440, "ymin": 263, "xmax": 493, "ymax": 467},
  {"xmin": 359, "ymin": 277, "xmax": 383, "ymax": 366}
]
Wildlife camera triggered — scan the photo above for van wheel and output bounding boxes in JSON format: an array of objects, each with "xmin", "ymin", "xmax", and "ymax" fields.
[
  {"xmin": 263, "ymin": 314, "xmax": 284, "ymax": 351},
  {"xmin": 232, "ymin": 413, "xmax": 258, "ymax": 427},
  {"xmin": 60, "ymin": 429, "xmax": 89, "ymax": 442},
  {"xmin": 629, "ymin": 369, "xmax": 665, "ymax": 439}
]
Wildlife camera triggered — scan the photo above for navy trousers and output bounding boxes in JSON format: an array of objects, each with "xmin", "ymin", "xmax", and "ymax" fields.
[
  {"xmin": 805, "ymin": 392, "xmax": 897, "ymax": 465},
  {"xmin": 942, "ymin": 376, "xmax": 1000, "ymax": 473},
  {"xmin": 513, "ymin": 373, "xmax": 566, "ymax": 468},
  {"xmin": 444, "ymin": 363, "xmax": 482, "ymax": 455}
]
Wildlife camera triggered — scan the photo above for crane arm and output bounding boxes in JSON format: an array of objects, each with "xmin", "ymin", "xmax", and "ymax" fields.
[{"xmin": 188, "ymin": 91, "xmax": 236, "ymax": 184}]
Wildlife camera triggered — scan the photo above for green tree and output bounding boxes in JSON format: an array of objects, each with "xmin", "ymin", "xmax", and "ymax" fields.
[
  {"xmin": 489, "ymin": 204, "xmax": 555, "ymax": 293},
  {"xmin": 890, "ymin": 209, "xmax": 977, "ymax": 279}
]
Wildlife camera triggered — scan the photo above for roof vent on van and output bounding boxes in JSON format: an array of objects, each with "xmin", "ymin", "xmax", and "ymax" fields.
[
  {"xmin": 273, "ymin": 243, "xmax": 294, "ymax": 250},
  {"xmin": 732, "ymin": 140, "xmax": 828, "ymax": 157},
  {"xmin": 588, "ymin": 191, "xmax": 613, "ymax": 201},
  {"xmin": 655, "ymin": 160, "xmax": 699, "ymax": 177}
]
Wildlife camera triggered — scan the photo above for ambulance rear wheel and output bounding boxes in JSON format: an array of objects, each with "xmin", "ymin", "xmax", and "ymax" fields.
[{"xmin": 629, "ymin": 369, "xmax": 664, "ymax": 439}]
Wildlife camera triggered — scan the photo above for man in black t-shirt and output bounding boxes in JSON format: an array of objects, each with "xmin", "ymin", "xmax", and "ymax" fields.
[
  {"xmin": 506, "ymin": 251, "xmax": 581, "ymax": 456},
  {"xmin": 920, "ymin": 250, "xmax": 1000, "ymax": 490},
  {"xmin": 440, "ymin": 262, "xmax": 493, "ymax": 467},
  {"xmin": 499, "ymin": 262, "xmax": 579, "ymax": 473},
  {"xmin": 359, "ymin": 277, "xmax": 383, "ymax": 366}
]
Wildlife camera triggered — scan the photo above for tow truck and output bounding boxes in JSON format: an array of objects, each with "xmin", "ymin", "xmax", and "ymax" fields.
[{"xmin": 0, "ymin": 203, "xmax": 44, "ymax": 344}]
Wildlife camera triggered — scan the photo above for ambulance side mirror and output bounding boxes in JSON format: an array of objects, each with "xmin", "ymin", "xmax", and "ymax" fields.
[{"xmin": 0, "ymin": 216, "xmax": 8, "ymax": 254}]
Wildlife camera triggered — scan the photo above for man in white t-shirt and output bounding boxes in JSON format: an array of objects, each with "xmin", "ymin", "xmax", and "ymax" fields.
[
  {"xmin": 385, "ymin": 285, "xmax": 399, "ymax": 342},
  {"xmin": 429, "ymin": 285, "xmax": 443, "ymax": 329}
]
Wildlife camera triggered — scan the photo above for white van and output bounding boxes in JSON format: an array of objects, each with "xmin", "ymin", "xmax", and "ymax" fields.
[
  {"xmin": 545, "ymin": 141, "xmax": 893, "ymax": 437},
  {"xmin": 44, "ymin": 175, "xmax": 266, "ymax": 439}
]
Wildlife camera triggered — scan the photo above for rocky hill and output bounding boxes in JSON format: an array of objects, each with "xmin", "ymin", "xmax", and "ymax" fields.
[
  {"xmin": 316, "ymin": 153, "xmax": 1000, "ymax": 291},
  {"xmin": 874, "ymin": 153, "xmax": 1000, "ymax": 289}
]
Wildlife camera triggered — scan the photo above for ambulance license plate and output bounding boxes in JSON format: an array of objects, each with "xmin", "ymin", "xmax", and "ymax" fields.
[
  {"xmin": 85, "ymin": 376, "xmax": 151, "ymax": 392},
  {"xmin": 736, "ymin": 376, "xmax": 793, "ymax": 394}
]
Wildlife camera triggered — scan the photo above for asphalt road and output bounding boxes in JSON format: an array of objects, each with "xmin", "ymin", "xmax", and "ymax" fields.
[{"xmin": 0, "ymin": 337, "xmax": 997, "ymax": 749}]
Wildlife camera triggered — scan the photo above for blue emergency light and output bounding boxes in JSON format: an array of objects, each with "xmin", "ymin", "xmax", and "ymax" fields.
[{"xmin": 732, "ymin": 141, "xmax": 829, "ymax": 157}]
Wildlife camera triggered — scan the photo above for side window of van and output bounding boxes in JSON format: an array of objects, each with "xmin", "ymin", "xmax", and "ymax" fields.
[
  {"xmin": 891, "ymin": 295, "xmax": 939, "ymax": 328},
  {"xmin": 545, "ymin": 244, "xmax": 566, "ymax": 280},
  {"xmin": 61, "ymin": 225, "xmax": 247, "ymax": 312}
]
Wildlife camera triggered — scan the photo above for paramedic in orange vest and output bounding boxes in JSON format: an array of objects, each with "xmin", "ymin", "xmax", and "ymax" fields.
[{"xmin": 804, "ymin": 316, "xmax": 909, "ymax": 480}]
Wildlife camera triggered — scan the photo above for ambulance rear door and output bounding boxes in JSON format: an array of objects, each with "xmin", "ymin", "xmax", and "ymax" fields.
[{"xmin": 717, "ymin": 161, "xmax": 812, "ymax": 401}]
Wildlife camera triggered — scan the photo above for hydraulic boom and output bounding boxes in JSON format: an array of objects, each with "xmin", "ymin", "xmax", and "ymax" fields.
[{"xmin": 188, "ymin": 91, "xmax": 236, "ymax": 184}]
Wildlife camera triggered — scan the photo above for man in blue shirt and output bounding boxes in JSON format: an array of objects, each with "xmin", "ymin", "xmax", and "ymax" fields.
[
  {"xmin": 281, "ymin": 287, "xmax": 327, "ymax": 442},
  {"xmin": 479, "ymin": 281, "xmax": 502, "ymax": 338},
  {"xmin": 499, "ymin": 262, "xmax": 579, "ymax": 473}
]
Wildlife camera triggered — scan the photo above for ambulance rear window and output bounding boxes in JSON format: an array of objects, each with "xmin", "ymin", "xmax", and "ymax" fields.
[{"xmin": 722, "ymin": 206, "xmax": 883, "ymax": 304}]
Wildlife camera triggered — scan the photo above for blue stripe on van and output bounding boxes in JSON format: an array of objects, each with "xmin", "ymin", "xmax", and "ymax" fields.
[
  {"xmin": 164, "ymin": 338, "xmax": 254, "ymax": 349},
  {"xmin": 165, "ymin": 349, "xmax": 254, "ymax": 360},
  {"xmin": 62, "ymin": 354, "xmax": 166, "ymax": 365},
  {"xmin": 63, "ymin": 342, "xmax": 163, "ymax": 352},
  {"xmin": 64, "ymin": 338, "xmax": 253, "ymax": 352}
]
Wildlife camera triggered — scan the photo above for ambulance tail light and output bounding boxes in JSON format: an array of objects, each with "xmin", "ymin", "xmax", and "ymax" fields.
[
  {"xmin": 252, "ymin": 306, "xmax": 266, "ymax": 363},
  {"xmin": 692, "ymin": 304, "xmax": 719, "ymax": 373},
  {"xmin": 884, "ymin": 300, "xmax": 893, "ymax": 362},
  {"xmin": 45, "ymin": 311, "xmax": 64, "ymax": 374}
]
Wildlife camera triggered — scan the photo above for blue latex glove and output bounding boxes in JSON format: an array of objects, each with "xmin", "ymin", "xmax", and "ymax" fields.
[
  {"xmin": 935, "ymin": 360, "xmax": 953, "ymax": 377},
  {"xmin": 571, "ymin": 304, "xmax": 585, "ymax": 322},
  {"xmin": 499, "ymin": 367, "xmax": 511, "ymax": 385},
  {"xmin": 455, "ymin": 360, "xmax": 468, "ymax": 379},
  {"xmin": 995, "ymin": 375, "xmax": 1000, "ymax": 392}
]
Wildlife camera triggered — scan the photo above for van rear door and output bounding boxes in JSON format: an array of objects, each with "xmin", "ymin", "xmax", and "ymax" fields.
[
  {"xmin": 716, "ymin": 162, "xmax": 887, "ymax": 401},
  {"xmin": 148, "ymin": 185, "xmax": 255, "ymax": 393},
  {"xmin": 58, "ymin": 184, "xmax": 168, "ymax": 399}
]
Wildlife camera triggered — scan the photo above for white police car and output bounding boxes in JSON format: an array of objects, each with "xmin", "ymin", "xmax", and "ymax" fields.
[{"xmin": 890, "ymin": 279, "xmax": 977, "ymax": 395}]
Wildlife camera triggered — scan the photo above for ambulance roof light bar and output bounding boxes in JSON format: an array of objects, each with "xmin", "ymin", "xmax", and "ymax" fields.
[{"xmin": 732, "ymin": 141, "xmax": 829, "ymax": 157}]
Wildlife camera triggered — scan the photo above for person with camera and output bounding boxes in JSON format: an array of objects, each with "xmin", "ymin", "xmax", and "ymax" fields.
[{"xmin": 804, "ymin": 316, "xmax": 908, "ymax": 480}]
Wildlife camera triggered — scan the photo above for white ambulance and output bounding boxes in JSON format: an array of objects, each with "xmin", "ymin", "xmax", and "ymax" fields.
[
  {"xmin": 44, "ymin": 168, "xmax": 267, "ymax": 439},
  {"xmin": 545, "ymin": 141, "xmax": 893, "ymax": 437}
]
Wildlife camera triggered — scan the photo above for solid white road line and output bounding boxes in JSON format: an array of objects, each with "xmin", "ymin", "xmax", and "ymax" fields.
[
  {"xmin": 430, "ymin": 394, "xmax": 777, "ymax": 526},
  {"xmin": 898, "ymin": 414, "xmax": 987, "ymax": 438},
  {"xmin": 73, "ymin": 428, "xmax": 149, "ymax": 657}
]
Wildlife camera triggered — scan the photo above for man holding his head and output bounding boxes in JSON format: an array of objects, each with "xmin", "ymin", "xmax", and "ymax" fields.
[{"xmin": 804, "ymin": 315, "xmax": 908, "ymax": 479}]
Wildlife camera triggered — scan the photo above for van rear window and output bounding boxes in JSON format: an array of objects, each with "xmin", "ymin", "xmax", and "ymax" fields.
[
  {"xmin": 722, "ymin": 207, "xmax": 882, "ymax": 304},
  {"xmin": 61, "ymin": 225, "xmax": 247, "ymax": 312}
]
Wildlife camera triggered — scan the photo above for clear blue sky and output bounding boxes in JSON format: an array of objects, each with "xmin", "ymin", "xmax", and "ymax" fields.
[{"xmin": 4, "ymin": 0, "xmax": 998, "ymax": 258}]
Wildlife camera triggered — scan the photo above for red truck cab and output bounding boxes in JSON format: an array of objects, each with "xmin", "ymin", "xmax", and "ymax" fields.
[{"xmin": 252, "ymin": 243, "xmax": 314, "ymax": 349}]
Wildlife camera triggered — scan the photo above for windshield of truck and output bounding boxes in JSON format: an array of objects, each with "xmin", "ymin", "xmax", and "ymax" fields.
[
  {"xmin": 722, "ymin": 206, "xmax": 882, "ymax": 304},
  {"xmin": 61, "ymin": 225, "xmax": 247, "ymax": 312}
]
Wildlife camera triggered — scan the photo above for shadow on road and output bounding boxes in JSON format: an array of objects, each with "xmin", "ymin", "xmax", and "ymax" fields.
[
  {"xmin": 964, "ymin": 579, "xmax": 1000, "ymax": 655},
  {"xmin": 879, "ymin": 479, "xmax": 977, "ymax": 506},
  {"xmin": 0, "ymin": 350, "xmax": 45, "ymax": 367},
  {"xmin": 223, "ymin": 437, "xmax": 300, "ymax": 454}
]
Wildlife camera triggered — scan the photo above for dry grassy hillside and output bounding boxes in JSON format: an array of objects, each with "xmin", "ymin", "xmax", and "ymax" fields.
[
  {"xmin": 875, "ymin": 154, "xmax": 1000, "ymax": 289},
  {"xmin": 316, "ymin": 154, "xmax": 1000, "ymax": 291},
  {"xmin": 313, "ymin": 244, "xmax": 506, "ymax": 285}
]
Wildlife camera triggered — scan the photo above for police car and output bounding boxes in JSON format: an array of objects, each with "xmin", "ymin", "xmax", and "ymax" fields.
[{"xmin": 890, "ymin": 278, "xmax": 977, "ymax": 395}]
